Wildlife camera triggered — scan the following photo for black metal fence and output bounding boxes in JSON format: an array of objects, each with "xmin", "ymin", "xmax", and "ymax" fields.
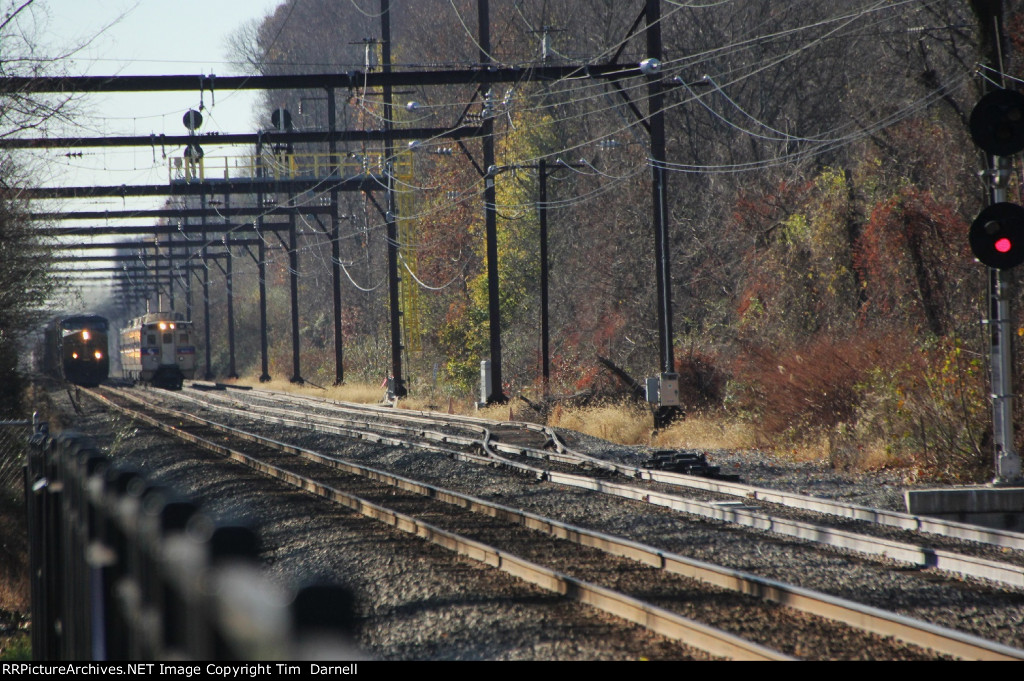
[{"xmin": 25, "ymin": 427, "xmax": 361, "ymax": 660}]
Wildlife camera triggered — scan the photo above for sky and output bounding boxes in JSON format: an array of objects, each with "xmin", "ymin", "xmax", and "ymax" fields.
[
  {"xmin": 20, "ymin": 0, "xmax": 288, "ymax": 306},
  {"xmin": 31, "ymin": 0, "xmax": 286, "ymax": 209}
]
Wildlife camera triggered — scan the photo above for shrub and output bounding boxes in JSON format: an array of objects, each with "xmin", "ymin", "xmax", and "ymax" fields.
[
  {"xmin": 729, "ymin": 332, "xmax": 991, "ymax": 481},
  {"xmin": 674, "ymin": 349, "xmax": 728, "ymax": 411},
  {"xmin": 731, "ymin": 333, "xmax": 894, "ymax": 438}
]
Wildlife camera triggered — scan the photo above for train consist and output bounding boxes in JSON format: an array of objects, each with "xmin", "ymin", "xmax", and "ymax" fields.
[
  {"xmin": 119, "ymin": 311, "xmax": 196, "ymax": 390},
  {"xmin": 44, "ymin": 314, "xmax": 111, "ymax": 387}
]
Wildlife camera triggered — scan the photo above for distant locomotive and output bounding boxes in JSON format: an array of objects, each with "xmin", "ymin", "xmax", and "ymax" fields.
[
  {"xmin": 119, "ymin": 312, "xmax": 196, "ymax": 390},
  {"xmin": 51, "ymin": 314, "xmax": 110, "ymax": 387}
]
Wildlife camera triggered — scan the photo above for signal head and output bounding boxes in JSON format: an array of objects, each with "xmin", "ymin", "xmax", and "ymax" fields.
[
  {"xmin": 970, "ymin": 89, "xmax": 1024, "ymax": 156},
  {"xmin": 182, "ymin": 109, "xmax": 203, "ymax": 131},
  {"xmin": 970, "ymin": 202, "xmax": 1024, "ymax": 269}
]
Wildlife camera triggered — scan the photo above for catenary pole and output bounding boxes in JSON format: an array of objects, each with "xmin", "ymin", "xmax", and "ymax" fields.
[
  {"xmin": 382, "ymin": 0, "xmax": 407, "ymax": 398},
  {"xmin": 480, "ymin": 0, "xmax": 507, "ymax": 404},
  {"xmin": 646, "ymin": 0, "xmax": 680, "ymax": 428},
  {"xmin": 328, "ymin": 87, "xmax": 345, "ymax": 386}
]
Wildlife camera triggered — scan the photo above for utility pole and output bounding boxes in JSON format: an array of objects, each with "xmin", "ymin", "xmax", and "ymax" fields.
[
  {"xmin": 201, "ymin": 192, "xmax": 213, "ymax": 380},
  {"xmin": 536, "ymin": 159, "xmax": 583, "ymax": 396},
  {"xmin": 646, "ymin": 0, "xmax": 681, "ymax": 428},
  {"xmin": 480, "ymin": 0, "xmax": 507, "ymax": 404},
  {"xmin": 224, "ymin": 191, "xmax": 238, "ymax": 379},
  {"xmin": 486, "ymin": 158, "xmax": 582, "ymax": 396},
  {"xmin": 288, "ymin": 200, "xmax": 302, "ymax": 384},
  {"xmin": 538, "ymin": 159, "xmax": 552, "ymax": 396},
  {"xmin": 256, "ymin": 133, "xmax": 271, "ymax": 383},
  {"xmin": 381, "ymin": 0, "xmax": 407, "ymax": 399},
  {"xmin": 328, "ymin": 87, "xmax": 345, "ymax": 385},
  {"xmin": 166, "ymin": 229, "xmax": 175, "ymax": 312},
  {"xmin": 184, "ymin": 215, "xmax": 193, "ymax": 323}
]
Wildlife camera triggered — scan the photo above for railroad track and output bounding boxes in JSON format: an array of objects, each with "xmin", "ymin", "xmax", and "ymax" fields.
[
  {"xmin": 165, "ymin": 384, "xmax": 1024, "ymax": 588},
  {"xmin": 70, "ymin": 384, "xmax": 1024, "ymax": 660}
]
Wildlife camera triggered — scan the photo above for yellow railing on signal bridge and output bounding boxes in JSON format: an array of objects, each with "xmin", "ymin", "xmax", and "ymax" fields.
[
  {"xmin": 169, "ymin": 152, "xmax": 403, "ymax": 183},
  {"xmin": 167, "ymin": 150, "xmax": 423, "ymax": 352}
]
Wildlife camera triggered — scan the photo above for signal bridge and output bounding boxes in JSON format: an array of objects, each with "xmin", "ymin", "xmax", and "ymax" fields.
[{"xmin": 169, "ymin": 150, "xmax": 413, "ymax": 185}]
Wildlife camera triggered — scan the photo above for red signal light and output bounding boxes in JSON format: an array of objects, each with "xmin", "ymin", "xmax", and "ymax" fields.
[{"xmin": 971, "ymin": 203, "xmax": 1024, "ymax": 269}]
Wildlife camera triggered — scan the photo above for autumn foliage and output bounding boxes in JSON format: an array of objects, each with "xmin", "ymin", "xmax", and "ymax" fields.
[
  {"xmin": 854, "ymin": 186, "xmax": 973, "ymax": 336},
  {"xmin": 723, "ymin": 142, "xmax": 990, "ymax": 478},
  {"xmin": 190, "ymin": 0, "xmax": 1017, "ymax": 481}
]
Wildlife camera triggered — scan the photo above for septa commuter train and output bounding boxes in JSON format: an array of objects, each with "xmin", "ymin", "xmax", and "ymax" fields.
[{"xmin": 119, "ymin": 311, "xmax": 196, "ymax": 390}]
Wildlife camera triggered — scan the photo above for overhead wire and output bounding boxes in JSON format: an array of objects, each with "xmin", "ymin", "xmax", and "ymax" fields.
[
  {"xmin": 978, "ymin": 63, "xmax": 1024, "ymax": 87},
  {"xmin": 658, "ymin": 72, "xmax": 971, "ymax": 174},
  {"xmin": 346, "ymin": 0, "xmax": 386, "ymax": 19},
  {"xmin": 348, "ymin": 0, "xmax": 944, "ymax": 193},
  {"xmin": 36, "ymin": 0, "xmax": 921, "ymax": 190},
  {"xmin": 37, "ymin": 0, "xmax": 969, "ymax": 287},
  {"xmin": 399, "ymin": 252, "xmax": 463, "ymax": 291}
]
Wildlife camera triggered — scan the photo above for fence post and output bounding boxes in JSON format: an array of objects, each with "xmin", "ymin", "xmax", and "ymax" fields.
[{"xmin": 26, "ymin": 431, "xmax": 361, "ymax": 661}]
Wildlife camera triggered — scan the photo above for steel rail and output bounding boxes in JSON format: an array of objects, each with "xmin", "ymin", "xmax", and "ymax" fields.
[
  {"xmin": 200, "ymin": 386, "xmax": 584, "ymax": 463},
  {"xmin": 86, "ymin": 386, "xmax": 1024, "ymax": 660},
  {"xmin": 242, "ymin": 387, "xmax": 1024, "ymax": 553},
  {"xmin": 174, "ymin": 388, "xmax": 488, "ymax": 451},
  {"xmin": 535, "ymin": 468, "xmax": 1024, "ymax": 589},
  {"xmin": 171, "ymin": 386, "xmax": 1024, "ymax": 589},
  {"xmin": 201, "ymin": 385, "xmax": 1024, "ymax": 561},
  {"xmin": 84, "ymin": 387, "xmax": 789, "ymax": 661}
]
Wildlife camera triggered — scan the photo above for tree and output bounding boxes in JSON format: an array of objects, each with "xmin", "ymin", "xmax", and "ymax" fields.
[
  {"xmin": 0, "ymin": 0, "xmax": 73, "ymax": 414},
  {"xmin": 222, "ymin": 1, "xmax": 1000, "ymax": 456}
]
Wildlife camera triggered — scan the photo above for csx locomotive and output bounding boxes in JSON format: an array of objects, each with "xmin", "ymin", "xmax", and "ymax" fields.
[
  {"xmin": 48, "ymin": 314, "xmax": 110, "ymax": 387},
  {"xmin": 119, "ymin": 311, "xmax": 196, "ymax": 390}
]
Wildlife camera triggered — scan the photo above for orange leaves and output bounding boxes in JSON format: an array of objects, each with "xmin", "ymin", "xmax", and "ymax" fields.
[{"xmin": 853, "ymin": 186, "xmax": 972, "ymax": 335}]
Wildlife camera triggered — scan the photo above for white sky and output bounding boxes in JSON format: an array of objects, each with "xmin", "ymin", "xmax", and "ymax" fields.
[{"xmin": 32, "ymin": 0, "xmax": 285, "ymax": 209}]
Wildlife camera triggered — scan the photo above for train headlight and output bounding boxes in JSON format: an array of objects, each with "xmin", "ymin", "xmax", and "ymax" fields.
[
  {"xmin": 169, "ymin": 323, "xmax": 175, "ymax": 329},
  {"xmin": 81, "ymin": 330, "xmax": 90, "ymax": 340},
  {"xmin": 72, "ymin": 352, "xmax": 79, "ymax": 359},
  {"xmin": 94, "ymin": 350, "xmax": 103, "ymax": 360},
  {"xmin": 159, "ymin": 322, "xmax": 167, "ymax": 330}
]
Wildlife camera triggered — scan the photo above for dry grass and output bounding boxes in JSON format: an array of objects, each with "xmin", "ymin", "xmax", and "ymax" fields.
[
  {"xmin": 822, "ymin": 428, "xmax": 913, "ymax": 472},
  {"xmin": 545, "ymin": 402, "xmax": 766, "ymax": 453},
  {"xmin": 476, "ymin": 403, "xmax": 520, "ymax": 422},
  {"xmin": 227, "ymin": 375, "xmax": 383, "ymax": 403},
  {"xmin": 651, "ymin": 414, "xmax": 761, "ymax": 451},
  {"xmin": 547, "ymin": 402, "xmax": 654, "ymax": 446}
]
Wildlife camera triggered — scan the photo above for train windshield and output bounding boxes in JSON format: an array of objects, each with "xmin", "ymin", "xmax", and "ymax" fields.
[{"xmin": 61, "ymin": 318, "xmax": 108, "ymax": 332}]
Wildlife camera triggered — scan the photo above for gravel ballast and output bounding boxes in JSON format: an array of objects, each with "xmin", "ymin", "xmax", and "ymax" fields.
[{"xmin": 43, "ymin": 386, "xmax": 1024, "ymax": 659}]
